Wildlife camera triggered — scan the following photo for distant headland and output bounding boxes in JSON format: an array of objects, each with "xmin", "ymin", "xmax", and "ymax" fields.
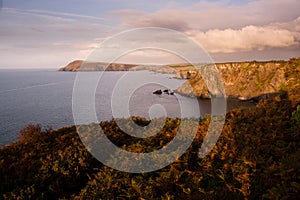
[{"xmin": 59, "ymin": 58, "xmax": 300, "ymax": 104}]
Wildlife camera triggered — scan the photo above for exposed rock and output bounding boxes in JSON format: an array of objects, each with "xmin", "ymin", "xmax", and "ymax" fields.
[
  {"xmin": 176, "ymin": 64, "xmax": 225, "ymax": 98},
  {"xmin": 59, "ymin": 60, "xmax": 83, "ymax": 71},
  {"xmin": 162, "ymin": 89, "xmax": 175, "ymax": 95},
  {"xmin": 174, "ymin": 70, "xmax": 197, "ymax": 79}
]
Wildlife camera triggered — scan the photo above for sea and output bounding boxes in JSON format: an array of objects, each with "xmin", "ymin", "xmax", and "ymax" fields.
[{"xmin": 0, "ymin": 69, "xmax": 253, "ymax": 146}]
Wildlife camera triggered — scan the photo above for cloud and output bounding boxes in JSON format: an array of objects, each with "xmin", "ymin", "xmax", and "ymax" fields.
[
  {"xmin": 124, "ymin": 17, "xmax": 189, "ymax": 31},
  {"xmin": 111, "ymin": 0, "xmax": 300, "ymax": 53},
  {"xmin": 19, "ymin": 9, "xmax": 106, "ymax": 22},
  {"xmin": 110, "ymin": 9, "xmax": 147, "ymax": 17},
  {"xmin": 187, "ymin": 23, "xmax": 300, "ymax": 53},
  {"xmin": 113, "ymin": 0, "xmax": 300, "ymax": 31},
  {"xmin": 110, "ymin": 9, "xmax": 189, "ymax": 31}
]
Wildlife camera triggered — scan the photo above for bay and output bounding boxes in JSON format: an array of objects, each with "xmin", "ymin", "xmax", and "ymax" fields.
[{"xmin": 0, "ymin": 69, "xmax": 253, "ymax": 146}]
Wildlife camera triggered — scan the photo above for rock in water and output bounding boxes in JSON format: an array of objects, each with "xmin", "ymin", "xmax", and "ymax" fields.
[{"xmin": 153, "ymin": 89, "xmax": 162, "ymax": 95}]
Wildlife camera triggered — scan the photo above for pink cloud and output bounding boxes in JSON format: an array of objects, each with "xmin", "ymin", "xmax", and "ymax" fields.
[
  {"xmin": 112, "ymin": 0, "xmax": 300, "ymax": 31},
  {"xmin": 110, "ymin": 0, "xmax": 300, "ymax": 54},
  {"xmin": 187, "ymin": 23, "xmax": 300, "ymax": 53}
]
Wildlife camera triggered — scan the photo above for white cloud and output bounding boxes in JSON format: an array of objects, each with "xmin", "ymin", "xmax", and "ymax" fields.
[
  {"xmin": 111, "ymin": 0, "xmax": 300, "ymax": 54},
  {"xmin": 187, "ymin": 23, "xmax": 300, "ymax": 53},
  {"xmin": 113, "ymin": 0, "xmax": 300, "ymax": 31}
]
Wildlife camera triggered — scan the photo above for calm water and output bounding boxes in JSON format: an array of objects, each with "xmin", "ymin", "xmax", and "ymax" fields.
[{"xmin": 0, "ymin": 69, "xmax": 252, "ymax": 146}]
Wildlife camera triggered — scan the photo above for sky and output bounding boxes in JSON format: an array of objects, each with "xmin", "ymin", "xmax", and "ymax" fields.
[{"xmin": 0, "ymin": 0, "xmax": 300, "ymax": 68}]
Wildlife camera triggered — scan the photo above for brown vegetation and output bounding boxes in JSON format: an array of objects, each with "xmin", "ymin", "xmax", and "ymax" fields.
[{"xmin": 1, "ymin": 96, "xmax": 299, "ymax": 199}]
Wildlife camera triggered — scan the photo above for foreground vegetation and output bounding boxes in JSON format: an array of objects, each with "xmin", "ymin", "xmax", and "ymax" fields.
[{"xmin": 1, "ymin": 95, "xmax": 300, "ymax": 199}]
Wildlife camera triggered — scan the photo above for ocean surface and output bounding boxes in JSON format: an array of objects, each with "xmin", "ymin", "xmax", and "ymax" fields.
[{"xmin": 0, "ymin": 69, "xmax": 252, "ymax": 146}]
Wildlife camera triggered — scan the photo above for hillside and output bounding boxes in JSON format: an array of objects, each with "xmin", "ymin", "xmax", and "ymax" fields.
[
  {"xmin": 58, "ymin": 60, "xmax": 139, "ymax": 71},
  {"xmin": 59, "ymin": 60, "xmax": 195, "ymax": 72},
  {"xmin": 1, "ymin": 97, "xmax": 299, "ymax": 199},
  {"xmin": 58, "ymin": 60, "xmax": 190, "ymax": 74}
]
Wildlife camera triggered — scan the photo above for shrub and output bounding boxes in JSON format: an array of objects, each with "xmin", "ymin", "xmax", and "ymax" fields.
[
  {"xmin": 1, "ymin": 98, "xmax": 299, "ymax": 199},
  {"xmin": 292, "ymin": 105, "xmax": 300, "ymax": 127},
  {"xmin": 18, "ymin": 124, "xmax": 43, "ymax": 142}
]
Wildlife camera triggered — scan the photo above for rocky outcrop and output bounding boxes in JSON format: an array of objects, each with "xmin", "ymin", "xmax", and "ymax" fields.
[
  {"xmin": 153, "ymin": 90, "xmax": 162, "ymax": 95},
  {"xmin": 153, "ymin": 89, "xmax": 175, "ymax": 95},
  {"xmin": 176, "ymin": 64, "xmax": 226, "ymax": 98},
  {"xmin": 174, "ymin": 70, "xmax": 197, "ymax": 79},
  {"xmin": 176, "ymin": 59, "xmax": 300, "ymax": 102},
  {"xmin": 59, "ymin": 60, "xmax": 83, "ymax": 71}
]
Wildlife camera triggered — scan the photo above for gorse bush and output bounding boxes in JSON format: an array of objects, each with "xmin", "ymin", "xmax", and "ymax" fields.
[
  {"xmin": 292, "ymin": 105, "xmax": 300, "ymax": 127},
  {"xmin": 0, "ymin": 98, "xmax": 299, "ymax": 199},
  {"xmin": 18, "ymin": 124, "xmax": 45, "ymax": 142}
]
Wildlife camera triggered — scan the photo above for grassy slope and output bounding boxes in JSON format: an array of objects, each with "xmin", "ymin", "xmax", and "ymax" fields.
[{"xmin": 1, "ymin": 97, "xmax": 299, "ymax": 199}]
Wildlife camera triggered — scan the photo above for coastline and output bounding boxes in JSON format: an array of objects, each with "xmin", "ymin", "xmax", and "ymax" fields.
[{"xmin": 59, "ymin": 57, "xmax": 300, "ymax": 105}]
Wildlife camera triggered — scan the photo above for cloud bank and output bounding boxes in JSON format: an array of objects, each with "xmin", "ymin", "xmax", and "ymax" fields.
[
  {"xmin": 187, "ymin": 20, "xmax": 300, "ymax": 53},
  {"xmin": 113, "ymin": 0, "xmax": 300, "ymax": 54}
]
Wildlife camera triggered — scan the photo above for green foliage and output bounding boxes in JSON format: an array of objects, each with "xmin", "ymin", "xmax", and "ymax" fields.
[{"xmin": 0, "ymin": 98, "xmax": 299, "ymax": 199}]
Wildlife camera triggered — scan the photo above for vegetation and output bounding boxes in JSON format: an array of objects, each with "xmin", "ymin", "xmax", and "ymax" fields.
[
  {"xmin": 176, "ymin": 57, "xmax": 300, "ymax": 101},
  {"xmin": 0, "ymin": 95, "xmax": 299, "ymax": 199}
]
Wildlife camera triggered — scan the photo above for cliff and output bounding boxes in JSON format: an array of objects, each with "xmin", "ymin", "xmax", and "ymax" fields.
[
  {"xmin": 59, "ymin": 61, "xmax": 195, "ymax": 73},
  {"xmin": 176, "ymin": 58, "xmax": 300, "ymax": 104},
  {"xmin": 59, "ymin": 60, "xmax": 138, "ymax": 71},
  {"xmin": 59, "ymin": 58, "xmax": 300, "ymax": 104}
]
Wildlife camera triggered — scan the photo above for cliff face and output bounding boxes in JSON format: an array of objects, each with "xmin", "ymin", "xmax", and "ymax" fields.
[
  {"xmin": 59, "ymin": 60, "xmax": 83, "ymax": 71},
  {"xmin": 176, "ymin": 58, "xmax": 300, "ymax": 103}
]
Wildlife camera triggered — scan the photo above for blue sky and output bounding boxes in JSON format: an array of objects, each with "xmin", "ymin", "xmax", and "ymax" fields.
[
  {"xmin": 1, "ymin": 0, "xmax": 300, "ymax": 68},
  {"xmin": 4, "ymin": 0, "xmax": 252, "ymax": 15}
]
